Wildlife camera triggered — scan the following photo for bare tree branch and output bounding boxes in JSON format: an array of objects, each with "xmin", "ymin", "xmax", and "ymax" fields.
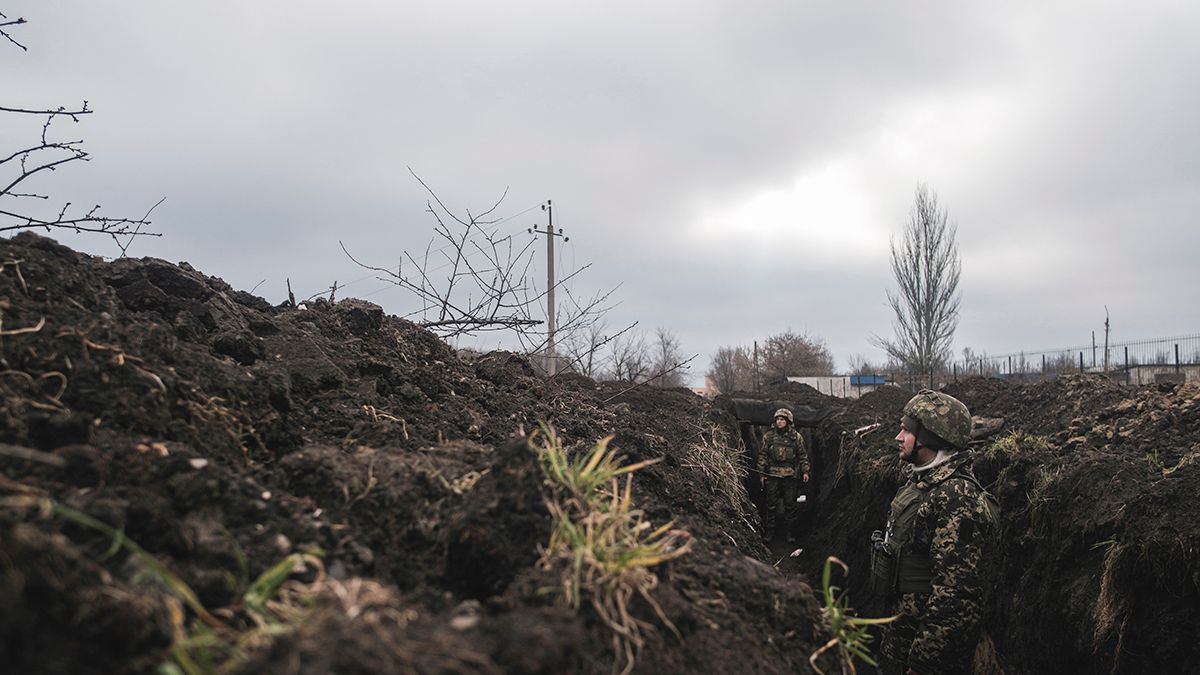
[
  {"xmin": 601, "ymin": 353, "xmax": 699, "ymax": 403},
  {"xmin": 3, "ymin": 15, "xmax": 160, "ymax": 244},
  {"xmin": 0, "ymin": 12, "xmax": 29, "ymax": 51}
]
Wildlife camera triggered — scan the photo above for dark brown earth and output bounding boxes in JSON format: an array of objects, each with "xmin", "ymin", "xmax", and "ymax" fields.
[
  {"xmin": 3, "ymin": 232, "xmax": 1199, "ymax": 674},
  {"xmin": 0, "ymin": 233, "xmax": 834, "ymax": 675}
]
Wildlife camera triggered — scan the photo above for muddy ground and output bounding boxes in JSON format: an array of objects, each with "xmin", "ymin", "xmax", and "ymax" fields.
[{"xmin": 2, "ymin": 232, "xmax": 1198, "ymax": 674}]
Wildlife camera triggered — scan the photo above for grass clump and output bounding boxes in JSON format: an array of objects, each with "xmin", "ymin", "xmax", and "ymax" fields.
[
  {"xmin": 683, "ymin": 423, "xmax": 748, "ymax": 510},
  {"xmin": 984, "ymin": 430, "xmax": 1049, "ymax": 457},
  {"xmin": 809, "ymin": 556, "xmax": 895, "ymax": 675},
  {"xmin": 532, "ymin": 424, "xmax": 692, "ymax": 675}
]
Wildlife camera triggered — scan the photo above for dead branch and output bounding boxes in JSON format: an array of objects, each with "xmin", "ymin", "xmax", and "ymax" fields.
[
  {"xmin": 601, "ymin": 354, "xmax": 699, "ymax": 404},
  {"xmin": 2, "ymin": 14, "xmax": 161, "ymax": 243}
]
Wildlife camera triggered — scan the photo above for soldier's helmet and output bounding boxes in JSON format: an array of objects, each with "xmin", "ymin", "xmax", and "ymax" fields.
[
  {"xmin": 902, "ymin": 390, "xmax": 972, "ymax": 449},
  {"xmin": 773, "ymin": 408, "xmax": 794, "ymax": 424}
]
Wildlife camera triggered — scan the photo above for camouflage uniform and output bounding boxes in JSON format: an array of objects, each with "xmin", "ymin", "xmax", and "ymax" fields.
[
  {"xmin": 877, "ymin": 454, "xmax": 996, "ymax": 674},
  {"xmin": 757, "ymin": 411, "xmax": 810, "ymax": 539},
  {"xmin": 873, "ymin": 391, "xmax": 998, "ymax": 675}
]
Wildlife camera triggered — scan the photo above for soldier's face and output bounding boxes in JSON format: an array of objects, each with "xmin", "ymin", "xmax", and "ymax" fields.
[
  {"xmin": 774, "ymin": 417, "xmax": 787, "ymax": 429},
  {"xmin": 895, "ymin": 424, "xmax": 918, "ymax": 462}
]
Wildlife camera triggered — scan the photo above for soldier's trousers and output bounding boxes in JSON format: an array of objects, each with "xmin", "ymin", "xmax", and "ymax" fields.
[
  {"xmin": 761, "ymin": 475, "xmax": 800, "ymax": 537},
  {"xmin": 879, "ymin": 593, "xmax": 974, "ymax": 675}
]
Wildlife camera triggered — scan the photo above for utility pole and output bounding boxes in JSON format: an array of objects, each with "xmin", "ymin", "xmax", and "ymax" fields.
[
  {"xmin": 1103, "ymin": 306, "xmax": 1111, "ymax": 373},
  {"xmin": 753, "ymin": 340, "xmax": 759, "ymax": 392},
  {"xmin": 529, "ymin": 200, "xmax": 567, "ymax": 375}
]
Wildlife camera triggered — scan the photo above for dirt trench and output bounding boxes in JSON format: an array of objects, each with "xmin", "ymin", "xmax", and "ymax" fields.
[
  {"xmin": 4, "ymin": 232, "xmax": 1198, "ymax": 674},
  {"xmin": 795, "ymin": 376, "xmax": 1200, "ymax": 674},
  {"xmin": 0, "ymin": 233, "xmax": 836, "ymax": 675}
]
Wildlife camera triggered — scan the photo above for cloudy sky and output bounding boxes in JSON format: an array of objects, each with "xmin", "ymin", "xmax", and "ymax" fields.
[{"xmin": 4, "ymin": 1, "xmax": 1198, "ymax": 380}]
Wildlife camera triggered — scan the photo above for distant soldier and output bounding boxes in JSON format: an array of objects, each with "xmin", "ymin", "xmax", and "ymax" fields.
[
  {"xmin": 757, "ymin": 408, "xmax": 810, "ymax": 543},
  {"xmin": 871, "ymin": 390, "xmax": 999, "ymax": 675}
]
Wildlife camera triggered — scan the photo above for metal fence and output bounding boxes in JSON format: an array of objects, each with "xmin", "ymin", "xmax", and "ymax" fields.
[{"xmin": 875, "ymin": 333, "xmax": 1200, "ymax": 391}]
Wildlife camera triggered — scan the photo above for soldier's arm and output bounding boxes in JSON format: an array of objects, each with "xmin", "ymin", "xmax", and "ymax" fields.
[
  {"xmin": 756, "ymin": 432, "xmax": 767, "ymax": 474},
  {"xmin": 797, "ymin": 432, "xmax": 811, "ymax": 475},
  {"xmin": 906, "ymin": 483, "xmax": 991, "ymax": 672}
]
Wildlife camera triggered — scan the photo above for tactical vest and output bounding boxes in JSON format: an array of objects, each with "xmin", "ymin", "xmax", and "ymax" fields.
[
  {"xmin": 870, "ymin": 465, "xmax": 999, "ymax": 595},
  {"xmin": 761, "ymin": 429, "xmax": 803, "ymax": 477}
]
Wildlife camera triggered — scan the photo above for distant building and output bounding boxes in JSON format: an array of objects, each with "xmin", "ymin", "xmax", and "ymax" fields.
[{"xmin": 786, "ymin": 374, "xmax": 890, "ymax": 399}]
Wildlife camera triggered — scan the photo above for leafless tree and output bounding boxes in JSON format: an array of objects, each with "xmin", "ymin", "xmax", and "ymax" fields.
[
  {"xmin": 847, "ymin": 353, "xmax": 887, "ymax": 377},
  {"xmin": 561, "ymin": 319, "xmax": 609, "ymax": 378},
  {"xmin": 647, "ymin": 327, "xmax": 687, "ymax": 388},
  {"xmin": 606, "ymin": 327, "xmax": 650, "ymax": 382},
  {"xmin": 707, "ymin": 345, "xmax": 752, "ymax": 394},
  {"xmin": 560, "ymin": 319, "xmax": 640, "ymax": 379},
  {"xmin": 760, "ymin": 329, "xmax": 835, "ymax": 381},
  {"xmin": 342, "ymin": 170, "xmax": 615, "ymax": 346},
  {"xmin": 873, "ymin": 184, "xmax": 961, "ymax": 376},
  {"xmin": 1, "ymin": 11, "xmax": 160, "ymax": 252}
]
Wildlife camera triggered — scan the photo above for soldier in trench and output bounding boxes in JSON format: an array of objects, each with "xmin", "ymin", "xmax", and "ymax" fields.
[
  {"xmin": 871, "ymin": 390, "xmax": 999, "ymax": 675},
  {"xmin": 756, "ymin": 408, "xmax": 810, "ymax": 543}
]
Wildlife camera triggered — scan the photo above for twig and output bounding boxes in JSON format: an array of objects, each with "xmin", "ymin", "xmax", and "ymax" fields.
[
  {"xmin": 0, "ymin": 443, "xmax": 67, "ymax": 467},
  {"xmin": 601, "ymin": 354, "xmax": 699, "ymax": 404}
]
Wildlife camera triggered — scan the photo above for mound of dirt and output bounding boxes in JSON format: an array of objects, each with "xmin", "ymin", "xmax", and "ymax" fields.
[{"xmin": 0, "ymin": 233, "xmax": 838, "ymax": 674}]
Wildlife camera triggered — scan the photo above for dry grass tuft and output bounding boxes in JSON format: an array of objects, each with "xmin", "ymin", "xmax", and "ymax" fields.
[
  {"xmin": 683, "ymin": 423, "xmax": 748, "ymax": 510},
  {"xmin": 532, "ymin": 424, "xmax": 692, "ymax": 675}
]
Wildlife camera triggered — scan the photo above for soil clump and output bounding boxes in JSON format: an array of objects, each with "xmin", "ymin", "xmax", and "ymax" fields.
[{"xmin": 0, "ymin": 233, "xmax": 835, "ymax": 674}]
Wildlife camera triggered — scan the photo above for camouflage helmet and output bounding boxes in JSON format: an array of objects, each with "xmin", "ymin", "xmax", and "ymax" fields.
[
  {"xmin": 902, "ymin": 390, "xmax": 972, "ymax": 449},
  {"xmin": 773, "ymin": 408, "xmax": 794, "ymax": 424}
]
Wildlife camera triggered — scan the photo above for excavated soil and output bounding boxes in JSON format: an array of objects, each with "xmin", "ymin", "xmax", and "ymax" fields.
[
  {"xmin": 4, "ymin": 232, "xmax": 1199, "ymax": 674},
  {"xmin": 0, "ymin": 233, "xmax": 834, "ymax": 675}
]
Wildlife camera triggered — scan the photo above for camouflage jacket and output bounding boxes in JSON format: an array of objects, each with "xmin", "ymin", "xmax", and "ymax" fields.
[
  {"xmin": 757, "ymin": 426, "xmax": 810, "ymax": 478},
  {"xmin": 882, "ymin": 453, "xmax": 998, "ymax": 673}
]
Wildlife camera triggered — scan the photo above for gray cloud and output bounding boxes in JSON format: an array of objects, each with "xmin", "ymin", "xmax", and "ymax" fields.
[{"xmin": 5, "ymin": 0, "xmax": 1198, "ymax": 381}]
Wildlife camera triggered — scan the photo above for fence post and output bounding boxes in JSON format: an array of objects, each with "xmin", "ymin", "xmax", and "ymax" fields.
[
  {"xmin": 1124, "ymin": 346, "xmax": 1129, "ymax": 385},
  {"xmin": 1176, "ymin": 344, "xmax": 1181, "ymax": 373},
  {"xmin": 1008, "ymin": 355, "xmax": 1012, "ymax": 375},
  {"xmin": 1080, "ymin": 351, "xmax": 1084, "ymax": 372},
  {"xmin": 1042, "ymin": 353, "xmax": 1046, "ymax": 374}
]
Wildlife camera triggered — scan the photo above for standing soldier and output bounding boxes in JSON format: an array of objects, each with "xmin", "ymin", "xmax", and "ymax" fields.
[
  {"xmin": 757, "ymin": 408, "xmax": 810, "ymax": 543},
  {"xmin": 871, "ymin": 390, "xmax": 999, "ymax": 675}
]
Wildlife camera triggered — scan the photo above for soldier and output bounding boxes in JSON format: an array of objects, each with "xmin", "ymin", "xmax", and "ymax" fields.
[
  {"xmin": 756, "ymin": 408, "xmax": 810, "ymax": 543},
  {"xmin": 871, "ymin": 390, "xmax": 999, "ymax": 675}
]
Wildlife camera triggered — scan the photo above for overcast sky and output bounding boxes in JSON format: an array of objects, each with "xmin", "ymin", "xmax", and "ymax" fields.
[{"xmin": 4, "ymin": 1, "xmax": 1198, "ymax": 381}]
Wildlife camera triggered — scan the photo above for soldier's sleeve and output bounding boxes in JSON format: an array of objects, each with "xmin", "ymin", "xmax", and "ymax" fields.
[
  {"xmin": 906, "ymin": 482, "xmax": 992, "ymax": 672},
  {"xmin": 797, "ymin": 432, "xmax": 810, "ymax": 474}
]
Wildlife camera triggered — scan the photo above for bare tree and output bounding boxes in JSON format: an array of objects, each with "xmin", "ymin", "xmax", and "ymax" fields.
[
  {"xmin": 1, "ymin": 11, "xmax": 160, "ymax": 252},
  {"xmin": 647, "ymin": 327, "xmax": 687, "ymax": 388},
  {"xmin": 707, "ymin": 345, "xmax": 755, "ymax": 394},
  {"xmin": 561, "ymin": 319, "xmax": 609, "ymax": 378},
  {"xmin": 606, "ymin": 327, "xmax": 650, "ymax": 382},
  {"xmin": 847, "ymin": 353, "xmax": 887, "ymax": 377},
  {"xmin": 342, "ymin": 171, "xmax": 615, "ymax": 349},
  {"xmin": 760, "ymin": 329, "xmax": 835, "ymax": 381},
  {"xmin": 873, "ymin": 184, "xmax": 961, "ymax": 376}
]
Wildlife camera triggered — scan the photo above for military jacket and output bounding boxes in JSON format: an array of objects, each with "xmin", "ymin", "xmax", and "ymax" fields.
[
  {"xmin": 882, "ymin": 453, "xmax": 998, "ymax": 673},
  {"xmin": 757, "ymin": 426, "xmax": 810, "ymax": 478}
]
